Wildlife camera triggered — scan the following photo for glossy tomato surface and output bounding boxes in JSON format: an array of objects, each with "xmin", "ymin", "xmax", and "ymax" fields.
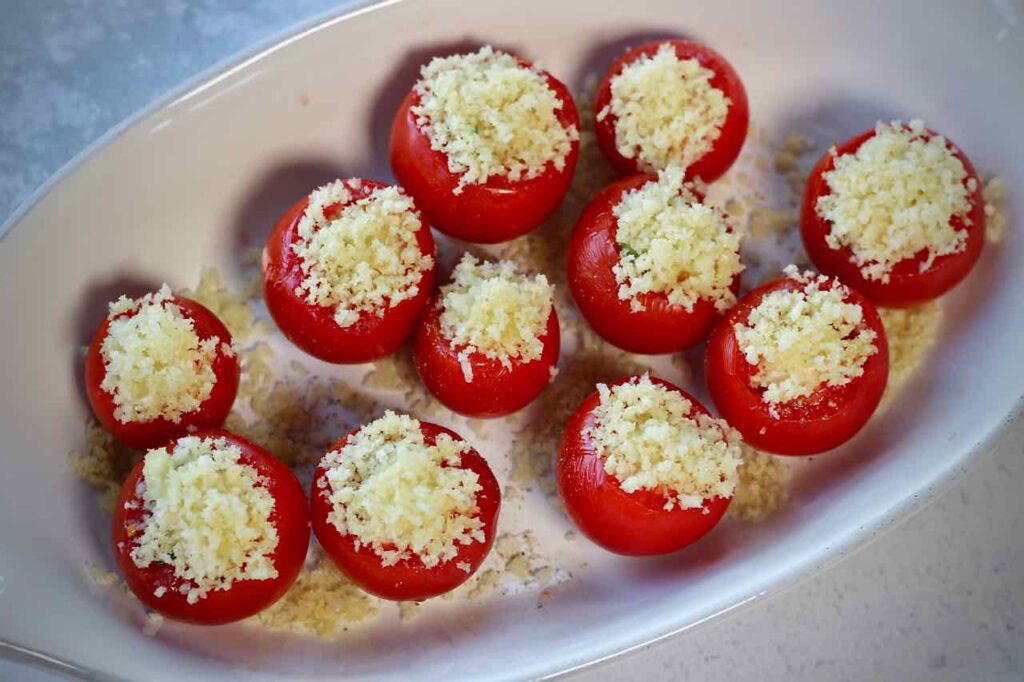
[
  {"xmin": 111, "ymin": 429, "xmax": 309, "ymax": 624},
  {"xmin": 311, "ymin": 421, "xmax": 500, "ymax": 601},
  {"xmin": 413, "ymin": 302, "xmax": 560, "ymax": 418},
  {"xmin": 567, "ymin": 173, "xmax": 740, "ymax": 354},
  {"xmin": 84, "ymin": 295, "xmax": 240, "ymax": 450},
  {"xmin": 262, "ymin": 178, "xmax": 436, "ymax": 363},
  {"xmin": 389, "ymin": 59, "xmax": 579, "ymax": 243},
  {"xmin": 801, "ymin": 127, "xmax": 985, "ymax": 307},
  {"xmin": 557, "ymin": 375, "xmax": 731, "ymax": 556},
  {"xmin": 706, "ymin": 275, "xmax": 889, "ymax": 456},
  {"xmin": 594, "ymin": 39, "xmax": 749, "ymax": 182}
]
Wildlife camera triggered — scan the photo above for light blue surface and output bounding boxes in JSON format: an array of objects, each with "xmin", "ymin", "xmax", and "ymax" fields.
[{"xmin": 0, "ymin": 0, "xmax": 346, "ymax": 223}]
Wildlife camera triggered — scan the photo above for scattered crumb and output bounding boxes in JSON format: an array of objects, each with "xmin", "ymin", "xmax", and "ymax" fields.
[
  {"xmin": 257, "ymin": 554, "xmax": 379, "ymax": 637},
  {"xmin": 398, "ymin": 601, "xmax": 422, "ymax": 621},
  {"xmin": 143, "ymin": 612, "xmax": 165, "ymax": 636},
  {"xmin": 467, "ymin": 568, "xmax": 501, "ymax": 601},
  {"xmin": 68, "ymin": 420, "xmax": 136, "ymax": 512},
  {"xmin": 82, "ymin": 563, "xmax": 120, "ymax": 593},
  {"xmin": 748, "ymin": 207, "xmax": 795, "ymax": 238},
  {"xmin": 506, "ymin": 554, "xmax": 532, "ymax": 580},
  {"xmin": 727, "ymin": 448, "xmax": 790, "ymax": 522},
  {"xmin": 181, "ymin": 266, "xmax": 268, "ymax": 342},
  {"xmin": 879, "ymin": 302, "xmax": 944, "ymax": 410},
  {"xmin": 983, "ymin": 177, "xmax": 1007, "ymax": 244}
]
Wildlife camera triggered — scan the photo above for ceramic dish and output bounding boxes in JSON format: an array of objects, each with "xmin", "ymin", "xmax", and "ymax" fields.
[{"xmin": 0, "ymin": 0, "xmax": 1021, "ymax": 679}]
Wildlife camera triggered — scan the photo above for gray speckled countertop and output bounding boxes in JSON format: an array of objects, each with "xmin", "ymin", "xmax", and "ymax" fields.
[{"xmin": 1, "ymin": 1, "xmax": 1022, "ymax": 680}]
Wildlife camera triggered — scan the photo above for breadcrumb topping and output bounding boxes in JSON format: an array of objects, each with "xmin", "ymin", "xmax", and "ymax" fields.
[
  {"xmin": 599, "ymin": 42, "xmax": 730, "ymax": 173},
  {"xmin": 439, "ymin": 254, "xmax": 554, "ymax": 382},
  {"xmin": 613, "ymin": 166, "xmax": 742, "ymax": 312},
  {"xmin": 130, "ymin": 435, "xmax": 279, "ymax": 604},
  {"xmin": 320, "ymin": 411, "xmax": 484, "ymax": 568},
  {"xmin": 586, "ymin": 374, "xmax": 741, "ymax": 510},
  {"xmin": 291, "ymin": 181, "xmax": 433, "ymax": 327},
  {"xmin": 816, "ymin": 120, "xmax": 973, "ymax": 282},
  {"xmin": 734, "ymin": 267, "xmax": 879, "ymax": 405},
  {"xmin": 412, "ymin": 46, "xmax": 578, "ymax": 192},
  {"xmin": 101, "ymin": 285, "xmax": 220, "ymax": 424}
]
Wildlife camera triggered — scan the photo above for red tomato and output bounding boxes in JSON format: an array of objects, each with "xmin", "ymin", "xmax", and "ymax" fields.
[
  {"xmin": 567, "ymin": 173, "xmax": 740, "ymax": 354},
  {"xmin": 84, "ymin": 295, "xmax": 240, "ymax": 450},
  {"xmin": 594, "ymin": 39, "xmax": 749, "ymax": 182},
  {"xmin": 413, "ymin": 302, "xmax": 560, "ymax": 418},
  {"xmin": 311, "ymin": 421, "xmax": 500, "ymax": 601},
  {"xmin": 557, "ymin": 375, "xmax": 732, "ymax": 556},
  {"xmin": 800, "ymin": 127, "xmax": 985, "ymax": 307},
  {"xmin": 389, "ymin": 57, "xmax": 580, "ymax": 243},
  {"xmin": 705, "ymin": 274, "xmax": 889, "ymax": 456},
  {"xmin": 111, "ymin": 430, "xmax": 309, "ymax": 624},
  {"xmin": 262, "ymin": 178, "xmax": 436, "ymax": 364}
]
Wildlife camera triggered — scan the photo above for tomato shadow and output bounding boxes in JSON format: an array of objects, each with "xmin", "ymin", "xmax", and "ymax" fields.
[
  {"xmin": 786, "ymin": 394, "xmax": 935, "ymax": 512},
  {"xmin": 225, "ymin": 158, "xmax": 349, "ymax": 279},
  {"xmin": 569, "ymin": 30, "xmax": 693, "ymax": 95},
  {"xmin": 68, "ymin": 274, "xmax": 156, "ymax": 569},
  {"xmin": 772, "ymin": 95, "xmax": 902, "ymax": 160}
]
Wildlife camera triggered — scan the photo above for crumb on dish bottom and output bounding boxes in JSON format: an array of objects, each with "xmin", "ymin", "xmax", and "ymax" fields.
[{"xmin": 68, "ymin": 111, "xmax": 986, "ymax": 638}]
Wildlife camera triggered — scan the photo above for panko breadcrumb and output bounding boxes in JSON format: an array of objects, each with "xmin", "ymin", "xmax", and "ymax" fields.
[
  {"xmin": 599, "ymin": 42, "xmax": 730, "ymax": 173},
  {"xmin": 816, "ymin": 120, "xmax": 973, "ymax": 282},
  {"xmin": 412, "ymin": 46, "xmax": 578, "ymax": 191},
  {"xmin": 612, "ymin": 166, "xmax": 743, "ymax": 313}
]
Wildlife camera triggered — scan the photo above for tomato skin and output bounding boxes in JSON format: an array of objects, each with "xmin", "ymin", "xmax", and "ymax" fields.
[
  {"xmin": 800, "ymin": 128, "xmax": 985, "ymax": 307},
  {"xmin": 84, "ymin": 296, "xmax": 240, "ymax": 450},
  {"xmin": 111, "ymin": 430, "xmax": 310, "ymax": 625},
  {"xmin": 594, "ymin": 39, "xmax": 749, "ymax": 183},
  {"xmin": 389, "ymin": 61, "xmax": 580, "ymax": 244},
  {"xmin": 557, "ymin": 375, "xmax": 731, "ymax": 556},
  {"xmin": 413, "ymin": 303, "xmax": 560, "ymax": 418},
  {"xmin": 567, "ymin": 174, "xmax": 740, "ymax": 354},
  {"xmin": 262, "ymin": 179, "xmax": 436, "ymax": 364},
  {"xmin": 311, "ymin": 421, "xmax": 500, "ymax": 601},
  {"xmin": 705, "ymin": 275, "xmax": 889, "ymax": 456}
]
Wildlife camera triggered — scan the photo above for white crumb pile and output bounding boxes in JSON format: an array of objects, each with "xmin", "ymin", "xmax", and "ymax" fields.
[
  {"xmin": 412, "ymin": 46, "xmax": 578, "ymax": 191},
  {"xmin": 290, "ymin": 181, "xmax": 433, "ymax": 328},
  {"xmin": 598, "ymin": 42, "xmax": 730, "ymax": 173}
]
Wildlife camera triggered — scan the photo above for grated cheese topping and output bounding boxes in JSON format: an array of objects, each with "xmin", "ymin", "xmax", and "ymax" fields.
[
  {"xmin": 816, "ymin": 120, "xmax": 973, "ymax": 282},
  {"xmin": 585, "ymin": 374, "xmax": 741, "ymax": 510},
  {"xmin": 319, "ymin": 411, "xmax": 485, "ymax": 568},
  {"xmin": 291, "ymin": 181, "xmax": 434, "ymax": 327},
  {"xmin": 439, "ymin": 254, "xmax": 554, "ymax": 382},
  {"xmin": 412, "ymin": 46, "xmax": 578, "ymax": 192},
  {"xmin": 734, "ymin": 266, "xmax": 879, "ymax": 405},
  {"xmin": 101, "ymin": 285, "xmax": 220, "ymax": 424},
  {"xmin": 598, "ymin": 42, "xmax": 731, "ymax": 173},
  {"xmin": 130, "ymin": 436, "xmax": 279, "ymax": 604},
  {"xmin": 612, "ymin": 166, "xmax": 743, "ymax": 312}
]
